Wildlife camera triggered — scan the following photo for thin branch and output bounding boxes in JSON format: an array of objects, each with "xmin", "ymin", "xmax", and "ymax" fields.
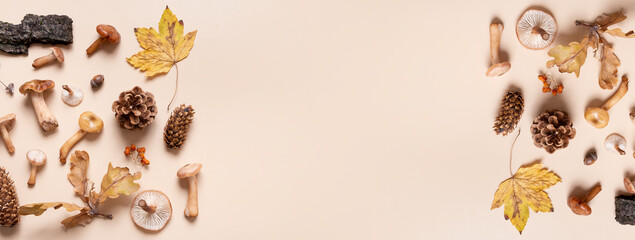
[
  {"xmin": 509, "ymin": 129, "xmax": 521, "ymax": 177},
  {"xmin": 168, "ymin": 63, "xmax": 179, "ymax": 111}
]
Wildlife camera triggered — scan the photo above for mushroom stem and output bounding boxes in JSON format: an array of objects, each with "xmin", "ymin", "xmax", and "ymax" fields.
[
  {"xmin": 615, "ymin": 145, "xmax": 626, "ymax": 155},
  {"xmin": 532, "ymin": 27, "xmax": 550, "ymax": 40},
  {"xmin": 139, "ymin": 200, "xmax": 156, "ymax": 213},
  {"xmin": 601, "ymin": 76, "xmax": 629, "ymax": 110},
  {"xmin": 185, "ymin": 176, "xmax": 198, "ymax": 217},
  {"xmin": 86, "ymin": 37, "xmax": 106, "ymax": 55},
  {"xmin": 29, "ymin": 92, "xmax": 58, "ymax": 131},
  {"xmin": 32, "ymin": 53, "xmax": 57, "ymax": 68},
  {"xmin": 489, "ymin": 23, "xmax": 503, "ymax": 64},
  {"xmin": 62, "ymin": 85, "xmax": 74, "ymax": 95},
  {"xmin": 59, "ymin": 130, "xmax": 87, "ymax": 163},
  {"xmin": 583, "ymin": 184, "xmax": 602, "ymax": 203},
  {"xmin": 28, "ymin": 164, "xmax": 37, "ymax": 185},
  {"xmin": 0, "ymin": 125, "xmax": 14, "ymax": 154}
]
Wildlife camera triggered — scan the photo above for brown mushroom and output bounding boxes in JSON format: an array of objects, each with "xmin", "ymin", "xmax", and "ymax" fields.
[
  {"xmin": 567, "ymin": 184, "xmax": 602, "ymax": 216},
  {"xmin": 59, "ymin": 111, "xmax": 103, "ymax": 163},
  {"xmin": 32, "ymin": 47, "xmax": 64, "ymax": 68},
  {"xmin": 177, "ymin": 163, "xmax": 202, "ymax": 217},
  {"xmin": 0, "ymin": 113, "xmax": 15, "ymax": 154},
  {"xmin": 26, "ymin": 149, "xmax": 46, "ymax": 186},
  {"xmin": 86, "ymin": 24, "xmax": 120, "ymax": 55},
  {"xmin": 131, "ymin": 190, "xmax": 172, "ymax": 231},
  {"xmin": 624, "ymin": 177, "xmax": 635, "ymax": 193},
  {"xmin": 486, "ymin": 22, "xmax": 511, "ymax": 77},
  {"xmin": 585, "ymin": 76, "xmax": 629, "ymax": 129},
  {"xmin": 19, "ymin": 80, "xmax": 57, "ymax": 131}
]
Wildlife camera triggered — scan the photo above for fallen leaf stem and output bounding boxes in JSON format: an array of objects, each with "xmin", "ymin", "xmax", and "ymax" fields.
[
  {"xmin": 167, "ymin": 64, "xmax": 179, "ymax": 111},
  {"xmin": 509, "ymin": 129, "xmax": 521, "ymax": 177}
]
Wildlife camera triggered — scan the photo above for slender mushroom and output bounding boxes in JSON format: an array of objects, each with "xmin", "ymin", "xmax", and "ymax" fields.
[
  {"xmin": 59, "ymin": 111, "xmax": 103, "ymax": 163},
  {"xmin": 177, "ymin": 163, "xmax": 202, "ymax": 217},
  {"xmin": 0, "ymin": 113, "xmax": 15, "ymax": 154},
  {"xmin": 61, "ymin": 85, "xmax": 83, "ymax": 106},
  {"xmin": 86, "ymin": 24, "xmax": 120, "ymax": 55},
  {"xmin": 585, "ymin": 76, "xmax": 629, "ymax": 129},
  {"xmin": 26, "ymin": 149, "xmax": 46, "ymax": 186},
  {"xmin": 32, "ymin": 47, "xmax": 64, "ymax": 68},
  {"xmin": 131, "ymin": 190, "xmax": 172, "ymax": 231},
  {"xmin": 90, "ymin": 74, "xmax": 104, "ymax": 89},
  {"xmin": 605, "ymin": 133, "xmax": 627, "ymax": 155},
  {"xmin": 568, "ymin": 184, "xmax": 602, "ymax": 216},
  {"xmin": 0, "ymin": 80, "xmax": 13, "ymax": 95},
  {"xmin": 19, "ymin": 80, "xmax": 57, "ymax": 131},
  {"xmin": 516, "ymin": 9, "xmax": 557, "ymax": 49},
  {"xmin": 486, "ymin": 22, "xmax": 511, "ymax": 77}
]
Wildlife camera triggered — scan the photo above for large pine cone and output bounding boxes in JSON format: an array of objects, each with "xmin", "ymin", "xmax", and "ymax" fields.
[
  {"xmin": 164, "ymin": 104, "xmax": 195, "ymax": 149},
  {"xmin": 530, "ymin": 109, "xmax": 576, "ymax": 153},
  {"xmin": 493, "ymin": 91, "xmax": 524, "ymax": 136},
  {"xmin": 112, "ymin": 86, "xmax": 158, "ymax": 130},
  {"xmin": 0, "ymin": 167, "xmax": 19, "ymax": 227}
]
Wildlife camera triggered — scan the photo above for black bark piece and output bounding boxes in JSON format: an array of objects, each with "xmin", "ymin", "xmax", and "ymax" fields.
[
  {"xmin": 615, "ymin": 195, "xmax": 635, "ymax": 225},
  {"xmin": 0, "ymin": 14, "xmax": 73, "ymax": 55}
]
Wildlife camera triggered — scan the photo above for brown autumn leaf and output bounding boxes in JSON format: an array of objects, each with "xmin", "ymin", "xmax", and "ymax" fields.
[
  {"xmin": 61, "ymin": 210, "xmax": 93, "ymax": 229},
  {"xmin": 491, "ymin": 163, "xmax": 561, "ymax": 234},
  {"xmin": 596, "ymin": 9, "xmax": 627, "ymax": 31},
  {"xmin": 605, "ymin": 28, "xmax": 635, "ymax": 38},
  {"xmin": 95, "ymin": 163, "xmax": 142, "ymax": 204},
  {"xmin": 18, "ymin": 202, "xmax": 85, "ymax": 216},
  {"xmin": 599, "ymin": 44, "xmax": 621, "ymax": 90},
  {"xmin": 67, "ymin": 151, "xmax": 90, "ymax": 200}
]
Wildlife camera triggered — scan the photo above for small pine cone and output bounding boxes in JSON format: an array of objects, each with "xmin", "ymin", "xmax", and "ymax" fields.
[
  {"xmin": 164, "ymin": 104, "xmax": 195, "ymax": 149},
  {"xmin": 530, "ymin": 109, "xmax": 576, "ymax": 154},
  {"xmin": 0, "ymin": 167, "xmax": 19, "ymax": 227},
  {"xmin": 112, "ymin": 86, "xmax": 158, "ymax": 130},
  {"xmin": 493, "ymin": 91, "xmax": 524, "ymax": 136}
]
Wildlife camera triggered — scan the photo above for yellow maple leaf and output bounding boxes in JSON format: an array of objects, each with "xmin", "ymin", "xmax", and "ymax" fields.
[
  {"xmin": 491, "ymin": 163, "xmax": 561, "ymax": 234},
  {"xmin": 127, "ymin": 6, "xmax": 197, "ymax": 77},
  {"xmin": 547, "ymin": 35, "xmax": 595, "ymax": 77}
]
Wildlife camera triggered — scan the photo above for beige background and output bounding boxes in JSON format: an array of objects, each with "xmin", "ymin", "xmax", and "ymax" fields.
[{"xmin": 2, "ymin": 0, "xmax": 635, "ymax": 239}]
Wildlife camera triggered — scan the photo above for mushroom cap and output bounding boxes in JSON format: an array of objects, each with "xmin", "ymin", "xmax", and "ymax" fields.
[
  {"xmin": 131, "ymin": 190, "xmax": 172, "ymax": 231},
  {"xmin": 177, "ymin": 163, "xmax": 202, "ymax": 178},
  {"xmin": 0, "ymin": 113, "xmax": 16, "ymax": 131},
  {"xmin": 26, "ymin": 149, "xmax": 46, "ymax": 166},
  {"xmin": 516, "ymin": 9, "xmax": 557, "ymax": 50},
  {"xmin": 50, "ymin": 47, "xmax": 64, "ymax": 62},
  {"xmin": 584, "ymin": 107, "xmax": 609, "ymax": 129},
  {"xmin": 605, "ymin": 133, "xmax": 627, "ymax": 155},
  {"xmin": 78, "ymin": 111, "xmax": 103, "ymax": 133},
  {"xmin": 486, "ymin": 62, "xmax": 511, "ymax": 77},
  {"xmin": 61, "ymin": 85, "xmax": 83, "ymax": 106},
  {"xmin": 625, "ymin": 177, "xmax": 635, "ymax": 193},
  {"xmin": 19, "ymin": 80, "xmax": 55, "ymax": 94},
  {"xmin": 567, "ymin": 197, "xmax": 591, "ymax": 215},
  {"xmin": 96, "ymin": 24, "xmax": 120, "ymax": 43}
]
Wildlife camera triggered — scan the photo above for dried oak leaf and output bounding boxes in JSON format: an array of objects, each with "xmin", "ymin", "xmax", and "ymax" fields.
[
  {"xmin": 596, "ymin": 10, "xmax": 627, "ymax": 31},
  {"xmin": 605, "ymin": 28, "xmax": 635, "ymax": 38},
  {"xmin": 599, "ymin": 44, "xmax": 621, "ymax": 90},
  {"xmin": 18, "ymin": 202, "xmax": 86, "ymax": 216},
  {"xmin": 491, "ymin": 163, "xmax": 561, "ymax": 234},
  {"xmin": 127, "ymin": 6, "xmax": 197, "ymax": 77},
  {"xmin": 67, "ymin": 150, "xmax": 90, "ymax": 199},
  {"xmin": 93, "ymin": 163, "xmax": 142, "ymax": 204},
  {"xmin": 547, "ymin": 35, "xmax": 596, "ymax": 77},
  {"xmin": 61, "ymin": 210, "xmax": 93, "ymax": 229}
]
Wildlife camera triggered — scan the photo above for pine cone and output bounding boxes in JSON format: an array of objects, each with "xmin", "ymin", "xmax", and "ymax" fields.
[
  {"xmin": 493, "ymin": 91, "xmax": 524, "ymax": 136},
  {"xmin": 164, "ymin": 104, "xmax": 195, "ymax": 149},
  {"xmin": 112, "ymin": 86, "xmax": 158, "ymax": 130},
  {"xmin": 530, "ymin": 109, "xmax": 576, "ymax": 154},
  {"xmin": 0, "ymin": 167, "xmax": 19, "ymax": 227}
]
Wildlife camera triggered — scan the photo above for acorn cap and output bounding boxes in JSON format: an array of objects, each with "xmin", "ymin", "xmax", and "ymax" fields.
[
  {"xmin": 0, "ymin": 113, "xmax": 15, "ymax": 131},
  {"xmin": 19, "ymin": 80, "xmax": 55, "ymax": 94},
  {"xmin": 130, "ymin": 190, "xmax": 172, "ymax": 231},
  {"xmin": 177, "ymin": 163, "xmax": 202, "ymax": 178},
  {"xmin": 78, "ymin": 111, "xmax": 103, "ymax": 133},
  {"xmin": 96, "ymin": 24, "xmax": 120, "ymax": 43},
  {"xmin": 26, "ymin": 149, "xmax": 46, "ymax": 166}
]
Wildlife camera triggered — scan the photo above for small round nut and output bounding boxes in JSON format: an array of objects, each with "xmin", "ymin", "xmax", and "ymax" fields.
[
  {"xmin": 584, "ymin": 151, "xmax": 597, "ymax": 165},
  {"xmin": 91, "ymin": 75, "xmax": 104, "ymax": 89}
]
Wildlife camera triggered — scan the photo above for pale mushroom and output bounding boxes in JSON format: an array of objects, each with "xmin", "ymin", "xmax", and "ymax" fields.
[
  {"xmin": 59, "ymin": 112, "xmax": 103, "ymax": 163},
  {"xmin": 131, "ymin": 190, "xmax": 172, "ymax": 231},
  {"xmin": 585, "ymin": 76, "xmax": 629, "ymax": 129},
  {"xmin": 516, "ymin": 9, "xmax": 557, "ymax": 49},
  {"xmin": 177, "ymin": 163, "xmax": 202, "ymax": 217},
  {"xmin": 26, "ymin": 149, "xmax": 46, "ymax": 186},
  {"xmin": 0, "ymin": 113, "xmax": 15, "ymax": 154},
  {"xmin": 61, "ymin": 85, "xmax": 83, "ymax": 106},
  {"xmin": 605, "ymin": 133, "xmax": 626, "ymax": 155},
  {"xmin": 486, "ymin": 22, "xmax": 511, "ymax": 77},
  {"xmin": 32, "ymin": 47, "xmax": 64, "ymax": 68},
  {"xmin": 19, "ymin": 80, "xmax": 57, "ymax": 131}
]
